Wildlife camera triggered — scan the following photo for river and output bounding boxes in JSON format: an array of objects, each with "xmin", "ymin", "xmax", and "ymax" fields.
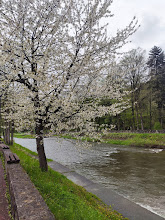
[{"xmin": 14, "ymin": 137, "xmax": 165, "ymax": 218}]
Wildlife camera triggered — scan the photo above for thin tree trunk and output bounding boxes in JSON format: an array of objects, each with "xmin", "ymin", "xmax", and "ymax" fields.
[
  {"xmin": 159, "ymin": 104, "xmax": 163, "ymax": 129},
  {"xmin": 131, "ymin": 88, "xmax": 135, "ymax": 130},
  {"xmin": 117, "ymin": 114, "xmax": 120, "ymax": 130},
  {"xmin": 10, "ymin": 121, "xmax": 14, "ymax": 145},
  {"xmin": 3, "ymin": 131, "xmax": 5, "ymax": 141},
  {"xmin": 135, "ymin": 104, "xmax": 139, "ymax": 130},
  {"xmin": 5, "ymin": 123, "xmax": 10, "ymax": 145},
  {"xmin": 33, "ymin": 93, "xmax": 48, "ymax": 171},
  {"xmin": 32, "ymin": 58, "xmax": 48, "ymax": 171},
  {"xmin": 35, "ymin": 118, "xmax": 48, "ymax": 171},
  {"xmin": 140, "ymin": 111, "xmax": 144, "ymax": 130},
  {"xmin": 123, "ymin": 113, "xmax": 125, "ymax": 130},
  {"xmin": 131, "ymin": 101, "xmax": 135, "ymax": 130},
  {"xmin": 149, "ymin": 89, "xmax": 152, "ymax": 130},
  {"xmin": 162, "ymin": 105, "xmax": 164, "ymax": 129}
]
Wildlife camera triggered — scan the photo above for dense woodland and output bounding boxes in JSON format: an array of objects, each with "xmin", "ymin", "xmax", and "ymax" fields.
[{"xmin": 97, "ymin": 46, "xmax": 165, "ymax": 131}]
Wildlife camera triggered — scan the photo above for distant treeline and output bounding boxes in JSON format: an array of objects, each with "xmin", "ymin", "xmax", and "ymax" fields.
[{"xmin": 97, "ymin": 46, "xmax": 165, "ymax": 131}]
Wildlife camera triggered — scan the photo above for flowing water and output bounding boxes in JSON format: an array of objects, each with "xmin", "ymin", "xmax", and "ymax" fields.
[{"xmin": 14, "ymin": 137, "xmax": 165, "ymax": 218}]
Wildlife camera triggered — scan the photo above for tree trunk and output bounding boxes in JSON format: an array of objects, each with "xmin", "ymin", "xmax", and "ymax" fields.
[
  {"xmin": 5, "ymin": 125, "xmax": 10, "ymax": 145},
  {"xmin": 135, "ymin": 104, "xmax": 139, "ymax": 130},
  {"xmin": 117, "ymin": 114, "xmax": 120, "ymax": 130},
  {"xmin": 131, "ymin": 101, "xmax": 135, "ymax": 130},
  {"xmin": 131, "ymin": 88, "xmax": 135, "ymax": 130},
  {"xmin": 158, "ymin": 104, "xmax": 163, "ymax": 129},
  {"xmin": 122, "ymin": 115, "xmax": 125, "ymax": 130},
  {"xmin": 139, "ymin": 111, "xmax": 144, "ymax": 130},
  {"xmin": 10, "ymin": 121, "xmax": 14, "ymax": 145},
  {"xmin": 3, "ymin": 121, "xmax": 10, "ymax": 144},
  {"xmin": 35, "ymin": 118, "xmax": 48, "ymax": 171},
  {"xmin": 162, "ymin": 105, "xmax": 164, "ymax": 129},
  {"xmin": 149, "ymin": 88, "xmax": 152, "ymax": 130}
]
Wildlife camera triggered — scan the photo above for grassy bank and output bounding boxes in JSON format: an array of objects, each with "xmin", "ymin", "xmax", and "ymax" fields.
[
  {"xmin": 101, "ymin": 132, "xmax": 165, "ymax": 148},
  {"xmin": 14, "ymin": 132, "xmax": 165, "ymax": 148},
  {"xmin": 58, "ymin": 132, "xmax": 165, "ymax": 148},
  {"xmin": 14, "ymin": 133, "xmax": 35, "ymax": 139},
  {"xmin": 9, "ymin": 142, "xmax": 127, "ymax": 220}
]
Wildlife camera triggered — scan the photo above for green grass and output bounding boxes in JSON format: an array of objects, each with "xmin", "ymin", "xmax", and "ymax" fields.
[
  {"xmin": 11, "ymin": 143, "xmax": 53, "ymax": 162},
  {"xmin": 15, "ymin": 131, "xmax": 165, "ymax": 148},
  {"xmin": 14, "ymin": 133, "xmax": 35, "ymax": 139},
  {"xmin": 9, "ymin": 143, "xmax": 127, "ymax": 220},
  {"xmin": 0, "ymin": 152, "xmax": 13, "ymax": 220},
  {"xmin": 58, "ymin": 132, "xmax": 165, "ymax": 148},
  {"xmin": 103, "ymin": 133, "xmax": 165, "ymax": 147}
]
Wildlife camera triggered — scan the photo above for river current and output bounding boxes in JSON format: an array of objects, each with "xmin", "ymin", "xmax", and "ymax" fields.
[{"xmin": 14, "ymin": 137, "xmax": 165, "ymax": 218}]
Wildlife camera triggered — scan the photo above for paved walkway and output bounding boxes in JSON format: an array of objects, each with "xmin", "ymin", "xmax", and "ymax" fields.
[
  {"xmin": 48, "ymin": 161, "xmax": 165, "ymax": 220},
  {"xmin": 0, "ymin": 159, "xmax": 11, "ymax": 220}
]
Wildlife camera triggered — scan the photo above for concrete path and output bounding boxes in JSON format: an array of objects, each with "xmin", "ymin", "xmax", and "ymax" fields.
[
  {"xmin": 48, "ymin": 161, "xmax": 165, "ymax": 220},
  {"xmin": 0, "ymin": 159, "xmax": 11, "ymax": 220}
]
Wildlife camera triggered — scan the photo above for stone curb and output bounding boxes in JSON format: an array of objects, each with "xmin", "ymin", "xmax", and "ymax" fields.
[{"xmin": 0, "ymin": 144, "xmax": 55, "ymax": 220}]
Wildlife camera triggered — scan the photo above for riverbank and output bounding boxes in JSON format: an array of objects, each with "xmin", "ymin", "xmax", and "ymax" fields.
[
  {"xmin": 57, "ymin": 132, "xmax": 165, "ymax": 149},
  {"xmin": 14, "ymin": 132, "xmax": 165, "ymax": 148},
  {"xmin": 9, "ymin": 142, "xmax": 127, "ymax": 220},
  {"xmin": 101, "ymin": 132, "xmax": 165, "ymax": 148}
]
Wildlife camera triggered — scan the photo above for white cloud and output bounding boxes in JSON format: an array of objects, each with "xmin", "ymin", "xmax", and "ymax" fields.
[
  {"xmin": 108, "ymin": 0, "xmax": 165, "ymax": 53},
  {"xmin": 131, "ymin": 14, "xmax": 165, "ymax": 51}
]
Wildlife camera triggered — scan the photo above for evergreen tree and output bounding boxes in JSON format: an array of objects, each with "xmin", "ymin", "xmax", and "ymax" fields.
[{"xmin": 147, "ymin": 46, "xmax": 165, "ymax": 128}]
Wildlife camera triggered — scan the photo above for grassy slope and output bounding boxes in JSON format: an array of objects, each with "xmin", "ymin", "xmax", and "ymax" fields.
[
  {"xmin": 58, "ymin": 133, "xmax": 165, "ymax": 148},
  {"xmin": 14, "ymin": 132, "xmax": 165, "ymax": 148},
  {"xmin": 10, "ymin": 143, "xmax": 127, "ymax": 220},
  {"xmin": 14, "ymin": 133, "xmax": 35, "ymax": 139},
  {"xmin": 102, "ymin": 133, "xmax": 165, "ymax": 148}
]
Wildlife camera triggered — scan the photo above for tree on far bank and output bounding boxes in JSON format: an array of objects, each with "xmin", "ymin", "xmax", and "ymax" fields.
[
  {"xmin": 147, "ymin": 46, "xmax": 165, "ymax": 128},
  {"xmin": 120, "ymin": 48, "xmax": 147, "ymax": 130},
  {"xmin": 0, "ymin": 0, "xmax": 138, "ymax": 171}
]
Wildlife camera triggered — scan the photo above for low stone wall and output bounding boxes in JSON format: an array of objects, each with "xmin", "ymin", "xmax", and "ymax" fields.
[{"xmin": 0, "ymin": 143, "xmax": 55, "ymax": 220}]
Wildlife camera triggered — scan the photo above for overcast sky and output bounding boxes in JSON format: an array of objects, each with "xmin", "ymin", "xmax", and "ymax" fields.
[{"xmin": 108, "ymin": 0, "xmax": 165, "ymax": 54}]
